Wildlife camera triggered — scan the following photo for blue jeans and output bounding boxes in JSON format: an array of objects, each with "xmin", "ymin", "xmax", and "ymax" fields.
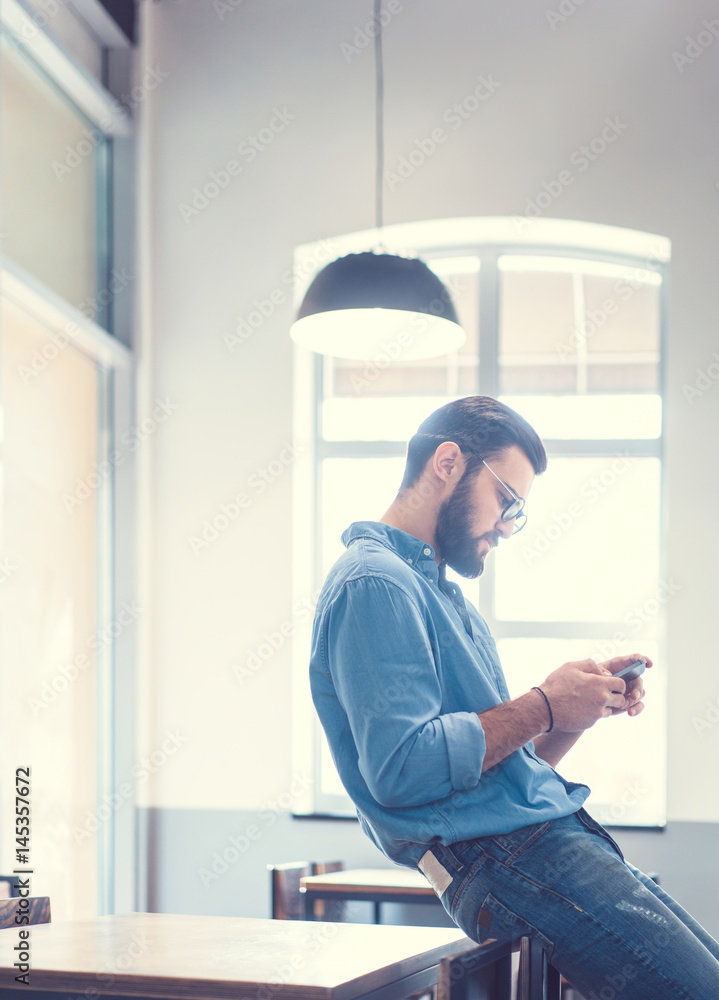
[{"xmin": 419, "ymin": 808, "xmax": 719, "ymax": 999}]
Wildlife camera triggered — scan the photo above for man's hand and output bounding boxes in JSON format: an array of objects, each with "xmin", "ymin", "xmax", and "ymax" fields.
[
  {"xmin": 599, "ymin": 652, "xmax": 653, "ymax": 719},
  {"xmin": 531, "ymin": 653, "xmax": 653, "ymax": 768},
  {"xmin": 539, "ymin": 658, "xmax": 630, "ymax": 732},
  {"xmin": 478, "ymin": 653, "xmax": 653, "ymax": 773}
]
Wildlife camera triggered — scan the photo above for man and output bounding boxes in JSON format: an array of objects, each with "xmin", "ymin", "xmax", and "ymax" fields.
[{"xmin": 310, "ymin": 396, "xmax": 719, "ymax": 998}]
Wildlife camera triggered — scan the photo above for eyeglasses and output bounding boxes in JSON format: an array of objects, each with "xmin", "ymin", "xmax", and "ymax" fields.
[{"xmin": 480, "ymin": 459, "xmax": 527, "ymax": 534}]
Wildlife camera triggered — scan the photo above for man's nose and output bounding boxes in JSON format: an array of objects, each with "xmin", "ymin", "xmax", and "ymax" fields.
[{"xmin": 495, "ymin": 517, "xmax": 514, "ymax": 541}]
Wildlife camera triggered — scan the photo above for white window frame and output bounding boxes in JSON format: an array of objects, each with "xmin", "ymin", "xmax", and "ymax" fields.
[
  {"xmin": 0, "ymin": 2, "xmax": 135, "ymax": 913},
  {"xmin": 292, "ymin": 217, "xmax": 670, "ymax": 823}
]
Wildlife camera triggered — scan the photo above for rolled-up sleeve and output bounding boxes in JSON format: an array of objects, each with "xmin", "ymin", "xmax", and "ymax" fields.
[{"xmin": 322, "ymin": 575, "xmax": 486, "ymax": 808}]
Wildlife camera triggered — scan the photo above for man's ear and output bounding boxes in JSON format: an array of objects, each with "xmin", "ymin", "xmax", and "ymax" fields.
[{"xmin": 432, "ymin": 441, "xmax": 465, "ymax": 485}]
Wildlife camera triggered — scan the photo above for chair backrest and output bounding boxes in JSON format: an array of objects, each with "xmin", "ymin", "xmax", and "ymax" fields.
[
  {"xmin": 438, "ymin": 938, "xmax": 560, "ymax": 1000},
  {"xmin": 311, "ymin": 861, "xmax": 344, "ymax": 876},
  {"xmin": 438, "ymin": 940, "xmax": 513, "ymax": 1000},
  {"xmin": 517, "ymin": 936, "xmax": 561, "ymax": 1000},
  {"xmin": 268, "ymin": 860, "xmax": 346, "ymax": 920},
  {"xmin": 0, "ymin": 896, "xmax": 51, "ymax": 930},
  {"xmin": 309, "ymin": 861, "xmax": 345, "ymax": 921},
  {"xmin": 268, "ymin": 862, "xmax": 312, "ymax": 920}
]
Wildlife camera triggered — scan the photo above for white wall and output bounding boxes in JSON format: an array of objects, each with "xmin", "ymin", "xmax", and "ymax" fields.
[{"xmin": 136, "ymin": 0, "xmax": 719, "ymax": 828}]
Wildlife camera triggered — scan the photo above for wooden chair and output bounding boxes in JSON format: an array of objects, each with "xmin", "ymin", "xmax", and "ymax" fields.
[
  {"xmin": 0, "ymin": 896, "xmax": 51, "ymax": 929},
  {"xmin": 268, "ymin": 861, "xmax": 312, "ymax": 920},
  {"xmin": 268, "ymin": 860, "xmax": 346, "ymax": 921},
  {"xmin": 438, "ymin": 937, "xmax": 559, "ymax": 1000},
  {"xmin": 438, "ymin": 939, "xmax": 513, "ymax": 1000},
  {"xmin": 517, "ymin": 937, "xmax": 560, "ymax": 1000}
]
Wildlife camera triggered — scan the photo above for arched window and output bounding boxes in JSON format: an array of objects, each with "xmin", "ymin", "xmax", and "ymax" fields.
[{"xmin": 292, "ymin": 217, "xmax": 668, "ymax": 827}]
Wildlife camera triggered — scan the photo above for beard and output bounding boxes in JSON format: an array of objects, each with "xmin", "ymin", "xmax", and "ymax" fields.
[{"xmin": 435, "ymin": 473, "xmax": 498, "ymax": 579}]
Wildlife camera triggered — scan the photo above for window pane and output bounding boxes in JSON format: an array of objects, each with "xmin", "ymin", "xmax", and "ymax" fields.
[
  {"xmin": 330, "ymin": 361, "xmax": 477, "ymax": 399},
  {"xmin": 500, "ymin": 365, "xmax": 577, "ymax": 394},
  {"xmin": 500, "ymin": 394, "xmax": 662, "ymax": 439},
  {"xmin": 0, "ymin": 296, "xmax": 99, "ymax": 918},
  {"xmin": 584, "ymin": 275, "xmax": 659, "ymax": 355},
  {"xmin": 323, "ymin": 395, "xmax": 464, "ymax": 442},
  {"xmin": 495, "ymin": 457, "xmax": 661, "ymax": 622},
  {"xmin": 1, "ymin": 38, "xmax": 101, "ymax": 310},
  {"xmin": 497, "ymin": 638, "xmax": 665, "ymax": 826},
  {"xmin": 499, "ymin": 256, "xmax": 661, "ymax": 397},
  {"xmin": 500, "ymin": 270, "xmax": 574, "ymax": 356},
  {"xmin": 321, "ymin": 457, "xmax": 405, "ymax": 575}
]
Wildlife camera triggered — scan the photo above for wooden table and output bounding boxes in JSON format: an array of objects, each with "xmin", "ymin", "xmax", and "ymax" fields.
[
  {"xmin": 0, "ymin": 911, "xmax": 511, "ymax": 1000},
  {"xmin": 301, "ymin": 868, "xmax": 440, "ymax": 924}
]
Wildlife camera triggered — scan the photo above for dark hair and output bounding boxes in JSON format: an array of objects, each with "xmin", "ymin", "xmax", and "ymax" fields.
[{"xmin": 399, "ymin": 395, "xmax": 547, "ymax": 492}]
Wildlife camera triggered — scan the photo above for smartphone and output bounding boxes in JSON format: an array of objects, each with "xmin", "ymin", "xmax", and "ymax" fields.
[{"xmin": 612, "ymin": 658, "xmax": 646, "ymax": 684}]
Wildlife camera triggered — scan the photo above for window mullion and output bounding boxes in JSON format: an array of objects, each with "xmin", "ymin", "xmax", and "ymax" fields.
[
  {"xmin": 477, "ymin": 249, "xmax": 500, "ymax": 398},
  {"xmin": 573, "ymin": 272, "xmax": 587, "ymax": 394}
]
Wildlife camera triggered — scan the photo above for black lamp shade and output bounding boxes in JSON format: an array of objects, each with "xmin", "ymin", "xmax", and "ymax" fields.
[
  {"xmin": 297, "ymin": 252, "xmax": 460, "ymax": 323},
  {"xmin": 290, "ymin": 252, "xmax": 465, "ymax": 360}
]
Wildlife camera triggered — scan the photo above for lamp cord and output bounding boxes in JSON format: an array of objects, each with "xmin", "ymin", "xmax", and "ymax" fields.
[{"xmin": 374, "ymin": 0, "xmax": 385, "ymax": 246}]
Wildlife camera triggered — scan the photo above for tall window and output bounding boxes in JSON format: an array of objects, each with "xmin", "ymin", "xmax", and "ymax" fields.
[
  {"xmin": 0, "ymin": 16, "xmax": 133, "ymax": 917},
  {"xmin": 293, "ymin": 218, "xmax": 668, "ymax": 827}
]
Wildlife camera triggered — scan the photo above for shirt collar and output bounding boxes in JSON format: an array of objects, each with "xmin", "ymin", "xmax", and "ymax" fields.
[{"xmin": 342, "ymin": 521, "xmax": 440, "ymax": 583}]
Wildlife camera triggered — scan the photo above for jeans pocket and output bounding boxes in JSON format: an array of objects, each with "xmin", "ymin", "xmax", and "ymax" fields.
[
  {"xmin": 489, "ymin": 820, "xmax": 552, "ymax": 864},
  {"xmin": 475, "ymin": 892, "xmax": 554, "ymax": 958},
  {"xmin": 418, "ymin": 841, "xmax": 478, "ymax": 915},
  {"xmin": 574, "ymin": 807, "xmax": 625, "ymax": 860}
]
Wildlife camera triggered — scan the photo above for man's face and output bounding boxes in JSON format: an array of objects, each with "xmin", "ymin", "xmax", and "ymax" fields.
[{"xmin": 435, "ymin": 445, "xmax": 535, "ymax": 578}]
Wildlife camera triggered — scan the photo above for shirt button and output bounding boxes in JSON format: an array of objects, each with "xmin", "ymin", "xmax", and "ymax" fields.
[
  {"xmin": 407, "ymin": 557, "xmax": 413, "ymax": 564},
  {"xmin": 423, "ymin": 547, "xmax": 431, "ymax": 556}
]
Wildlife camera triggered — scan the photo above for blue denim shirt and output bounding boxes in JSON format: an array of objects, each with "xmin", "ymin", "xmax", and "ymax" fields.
[{"xmin": 310, "ymin": 521, "xmax": 590, "ymax": 868}]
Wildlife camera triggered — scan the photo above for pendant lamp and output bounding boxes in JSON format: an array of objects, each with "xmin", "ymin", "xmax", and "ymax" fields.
[{"xmin": 289, "ymin": 1, "xmax": 465, "ymax": 362}]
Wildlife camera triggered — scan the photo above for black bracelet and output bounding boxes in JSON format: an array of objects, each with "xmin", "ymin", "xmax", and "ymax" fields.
[{"xmin": 531, "ymin": 686, "xmax": 554, "ymax": 733}]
